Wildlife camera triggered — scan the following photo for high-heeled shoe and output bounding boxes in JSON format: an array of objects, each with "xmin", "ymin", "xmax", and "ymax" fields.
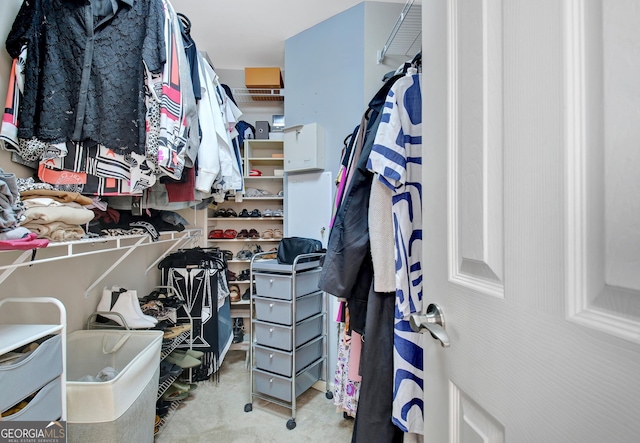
[{"xmin": 97, "ymin": 287, "xmax": 157, "ymax": 329}]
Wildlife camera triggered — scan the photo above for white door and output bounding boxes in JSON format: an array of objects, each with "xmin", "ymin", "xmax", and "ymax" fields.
[{"xmin": 420, "ymin": 0, "xmax": 640, "ymax": 441}]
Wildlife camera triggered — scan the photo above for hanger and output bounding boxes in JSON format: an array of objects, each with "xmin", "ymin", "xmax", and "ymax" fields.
[
  {"xmin": 410, "ymin": 51, "xmax": 422, "ymax": 69},
  {"xmin": 177, "ymin": 12, "xmax": 191, "ymax": 34}
]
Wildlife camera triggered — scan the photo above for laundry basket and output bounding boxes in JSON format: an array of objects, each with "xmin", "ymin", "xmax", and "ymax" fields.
[{"xmin": 65, "ymin": 330, "xmax": 163, "ymax": 443}]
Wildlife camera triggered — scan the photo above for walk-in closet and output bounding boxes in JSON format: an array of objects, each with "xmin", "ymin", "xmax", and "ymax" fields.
[
  {"xmin": 0, "ymin": 1, "xmax": 426, "ymax": 442},
  {"xmin": 3, "ymin": 0, "xmax": 640, "ymax": 442}
]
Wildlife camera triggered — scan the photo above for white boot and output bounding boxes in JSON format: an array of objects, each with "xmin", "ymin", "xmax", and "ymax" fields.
[
  {"xmin": 97, "ymin": 287, "xmax": 156, "ymax": 329},
  {"xmin": 110, "ymin": 286, "xmax": 158, "ymax": 325}
]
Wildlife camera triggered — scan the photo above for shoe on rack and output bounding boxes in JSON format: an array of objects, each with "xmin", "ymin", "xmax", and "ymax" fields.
[
  {"xmin": 159, "ymin": 361, "xmax": 183, "ymax": 382},
  {"xmin": 166, "ymin": 350, "xmax": 201, "ymax": 369},
  {"xmin": 241, "ymin": 284, "xmax": 255, "ymax": 301},
  {"xmin": 208, "ymin": 229, "xmax": 223, "ymax": 239},
  {"xmin": 171, "ymin": 380, "xmax": 198, "ymax": 393},
  {"xmin": 229, "ymin": 284, "xmax": 241, "ymax": 302},
  {"xmin": 161, "ymin": 385, "xmax": 189, "ymax": 401},
  {"xmin": 97, "ymin": 287, "xmax": 157, "ymax": 329},
  {"xmin": 163, "ymin": 323, "xmax": 191, "ymax": 339},
  {"xmin": 183, "ymin": 349, "xmax": 204, "ymax": 358},
  {"xmin": 237, "ymin": 269, "xmax": 251, "ymax": 281}
]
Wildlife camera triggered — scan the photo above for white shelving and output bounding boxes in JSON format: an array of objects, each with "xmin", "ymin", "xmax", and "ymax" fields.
[
  {"xmin": 377, "ymin": 0, "xmax": 422, "ymax": 64},
  {"xmin": 230, "ymin": 88, "xmax": 284, "ymax": 103},
  {"xmin": 0, "ymin": 229, "xmax": 202, "ymax": 297}
]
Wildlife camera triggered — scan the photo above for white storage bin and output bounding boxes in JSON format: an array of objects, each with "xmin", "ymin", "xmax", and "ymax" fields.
[
  {"xmin": 253, "ymin": 291, "xmax": 323, "ymax": 325},
  {"xmin": 2, "ymin": 376, "xmax": 62, "ymax": 422},
  {"xmin": 254, "ymin": 336, "xmax": 323, "ymax": 377},
  {"xmin": 0, "ymin": 334, "xmax": 62, "ymax": 412},
  {"xmin": 66, "ymin": 330, "xmax": 163, "ymax": 443},
  {"xmin": 254, "ymin": 268, "xmax": 321, "ymax": 300},
  {"xmin": 253, "ymin": 358, "xmax": 323, "ymax": 402},
  {"xmin": 253, "ymin": 313, "xmax": 323, "ymax": 351}
]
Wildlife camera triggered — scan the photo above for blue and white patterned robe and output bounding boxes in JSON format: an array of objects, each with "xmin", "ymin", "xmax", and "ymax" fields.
[{"xmin": 367, "ymin": 72, "xmax": 426, "ymax": 435}]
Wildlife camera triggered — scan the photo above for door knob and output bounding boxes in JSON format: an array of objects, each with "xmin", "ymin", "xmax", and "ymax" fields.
[{"xmin": 410, "ymin": 303, "xmax": 450, "ymax": 348}]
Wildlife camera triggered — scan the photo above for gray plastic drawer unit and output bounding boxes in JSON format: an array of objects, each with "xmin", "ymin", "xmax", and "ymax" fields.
[
  {"xmin": 253, "ymin": 358, "xmax": 323, "ymax": 403},
  {"xmin": 254, "ymin": 268, "xmax": 321, "ymax": 300},
  {"xmin": 253, "ymin": 291, "xmax": 323, "ymax": 325},
  {"xmin": 0, "ymin": 333, "xmax": 63, "ymax": 412},
  {"xmin": 253, "ymin": 313, "xmax": 323, "ymax": 351},
  {"xmin": 254, "ymin": 336, "xmax": 323, "ymax": 377},
  {"xmin": 2, "ymin": 376, "xmax": 62, "ymax": 422},
  {"xmin": 246, "ymin": 254, "xmax": 330, "ymax": 429}
]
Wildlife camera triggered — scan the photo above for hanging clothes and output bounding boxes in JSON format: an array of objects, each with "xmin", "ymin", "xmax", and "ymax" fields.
[
  {"xmin": 318, "ymin": 73, "xmax": 404, "ymax": 335},
  {"xmin": 367, "ymin": 71, "xmax": 425, "ymax": 435},
  {"xmin": 5, "ymin": 0, "xmax": 166, "ymax": 155},
  {"xmin": 194, "ymin": 53, "xmax": 243, "ymax": 199}
]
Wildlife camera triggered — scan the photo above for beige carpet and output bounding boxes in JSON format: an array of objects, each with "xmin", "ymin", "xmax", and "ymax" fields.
[{"xmin": 155, "ymin": 350, "xmax": 354, "ymax": 442}]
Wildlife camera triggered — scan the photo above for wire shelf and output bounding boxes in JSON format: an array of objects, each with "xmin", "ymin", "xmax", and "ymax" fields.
[{"xmin": 231, "ymin": 88, "xmax": 285, "ymax": 103}]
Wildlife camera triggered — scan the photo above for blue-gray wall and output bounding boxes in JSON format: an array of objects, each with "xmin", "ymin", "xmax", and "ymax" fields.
[
  {"xmin": 284, "ymin": 1, "xmax": 406, "ymax": 390},
  {"xmin": 285, "ymin": 3, "xmax": 366, "ymax": 179}
]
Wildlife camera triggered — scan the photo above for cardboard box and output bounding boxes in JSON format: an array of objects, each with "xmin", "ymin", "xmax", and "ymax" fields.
[{"xmin": 245, "ymin": 67, "xmax": 284, "ymax": 89}]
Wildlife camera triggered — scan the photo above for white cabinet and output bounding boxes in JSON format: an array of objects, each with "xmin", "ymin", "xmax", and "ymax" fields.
[
  {"xmin": 0, "ymin": 297, "xmax": 66, "ymax": 421},
  {"xmin": 284, "ymin": 123, "xmax": 325, "ymax": 172}
]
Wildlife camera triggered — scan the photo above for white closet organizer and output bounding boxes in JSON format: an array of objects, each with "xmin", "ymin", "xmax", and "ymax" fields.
[
  {"xmin": 0, "ymin": 297, "xmax": 67, "ymax": 421},
  {"xmin": 0, "ymin": 229, "xmax": 202, "ymax": 297},
  {"xmin": 244, "ymin": 253, "xmax": 332, "ymax": 430}
]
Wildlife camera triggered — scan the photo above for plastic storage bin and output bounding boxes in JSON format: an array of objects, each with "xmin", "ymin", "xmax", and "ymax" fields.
[
  {"xmin": 253, "ymin": 358, "xmax": 323, "ymax": 403},
  {"xmin": 253, "ymin": 290, "xmax": 323, "ymax": 325},
  {"xmin": 254, "ymin": 335, "xmax": 323, "ymax": 377},
  {"xmin": 66, "ymin": 330, "xmax": 163, "ymax": 443},
  {"xmin": 253, "ymin": 313, "xmax": 323, "ymax": 351},
  {"xmin": 254, "ymin": 268, "xmax": 321, "ymax": 300}
]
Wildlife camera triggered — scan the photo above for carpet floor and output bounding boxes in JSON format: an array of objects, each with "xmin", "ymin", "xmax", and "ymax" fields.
[{"xmin": 155, "ymin": 350, "xmax": 354, "ymax": 442}]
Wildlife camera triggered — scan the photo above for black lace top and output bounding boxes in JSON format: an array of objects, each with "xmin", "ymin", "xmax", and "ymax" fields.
[{"xmin": 6, "ymin": 0, "xmax": 166, "ymax": 155}]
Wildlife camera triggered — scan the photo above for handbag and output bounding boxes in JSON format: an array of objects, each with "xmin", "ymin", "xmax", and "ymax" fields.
[{"xmin": 276, "ymin": 237, "xmax": 324, "ymax": 264}]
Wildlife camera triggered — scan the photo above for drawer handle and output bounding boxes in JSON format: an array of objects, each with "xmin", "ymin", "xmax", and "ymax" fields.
[
  {"xmin": 269, "ymin": 353, "xmax": 273, "ymax": 359},
  {"xmin": 269, "ymin": 278, "xmax": 274, "ymax": 284},
  {"xmin": 269, "ymin": 378, "xmax": 274, "ymax": 383},
  {"xmin": 269, "ymin": 303, "xmax": 274, "ymax": 309},
  {"xmin": 269, "ymin": 328, "xmax": 274, "ymax": 333}
]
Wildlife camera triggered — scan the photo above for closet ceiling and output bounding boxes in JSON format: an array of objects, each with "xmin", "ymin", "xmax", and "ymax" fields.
[{"xmin": 170, "ymin": 0, "xmax": 407, "ymax": 70}]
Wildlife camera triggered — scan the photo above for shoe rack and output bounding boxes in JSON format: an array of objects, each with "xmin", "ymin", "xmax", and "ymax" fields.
[{"xmin": 206, "ymin": 139, "xmax": 285, "ymax": 355}]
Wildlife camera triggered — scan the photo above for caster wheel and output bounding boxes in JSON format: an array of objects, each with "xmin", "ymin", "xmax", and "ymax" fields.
[
  {"xmin": 325, "ymin": 391, "xmax": 334, "ymax": 400},
  {"xmin": 244, "ymin": 403, "xmax": 252, "ymax": 412},
  {"xmin": 286, "ymin": 419, "xmax": 296, "ymax": 430}
]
